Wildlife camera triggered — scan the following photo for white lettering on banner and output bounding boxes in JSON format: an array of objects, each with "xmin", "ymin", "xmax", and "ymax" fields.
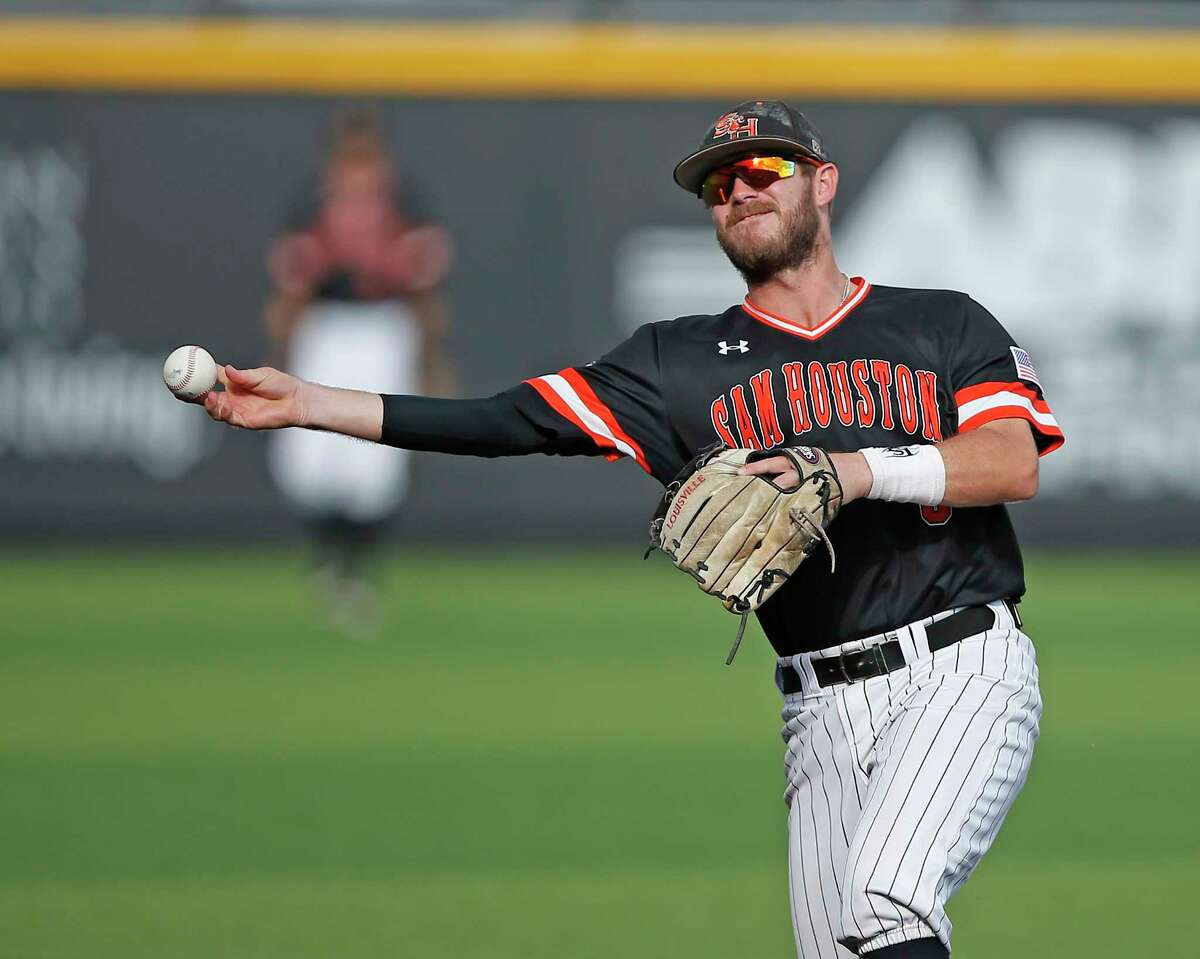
[
  {"xmin": 0, "ymin": 145, "xmax": 86, "ymax": 342},
  {"xmin": 613, "ymin": 116, "xmax": 1200, "ymax": 499},
  {"xmin": 835, "ymin": 116, "xmax": 1200, "ymax": 339},
  {"xmin": 0, "ymin": 144, "xmax": 220, "ymax": 481},
  {"xmin": 0, "ymin": 340, "xmax": 217, "ymax": 480}
]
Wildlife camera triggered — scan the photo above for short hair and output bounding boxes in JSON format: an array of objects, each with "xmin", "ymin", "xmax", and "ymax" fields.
[{"xmin": 325, "ymin": 109, "xmax": 387, "ymax": 172}]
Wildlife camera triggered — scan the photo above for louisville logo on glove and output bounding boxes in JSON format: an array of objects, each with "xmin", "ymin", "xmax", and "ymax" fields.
[{"xmin": 647, "ymin": 444, "xmax": 843, "ymax": 664}]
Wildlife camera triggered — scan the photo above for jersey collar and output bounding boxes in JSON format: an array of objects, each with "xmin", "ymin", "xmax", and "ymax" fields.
[{"xmin": 741, "ymin": 276, "xmax": 871, "ymax": 341}]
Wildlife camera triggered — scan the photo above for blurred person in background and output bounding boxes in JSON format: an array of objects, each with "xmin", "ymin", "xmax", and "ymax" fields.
[{"xmin": 264, "ymin": 110, "xmax": 456, "ymax": 635}]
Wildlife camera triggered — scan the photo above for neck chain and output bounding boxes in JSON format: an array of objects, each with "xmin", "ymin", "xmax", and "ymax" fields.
[{"xmin": 839, "ymin": 273, "xmax": 852, "ymax": 303}]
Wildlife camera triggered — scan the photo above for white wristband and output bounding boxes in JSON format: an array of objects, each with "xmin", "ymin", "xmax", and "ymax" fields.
[{"xmin": 859, "ymin": 445, "xmax": 946, "ymax": 507}]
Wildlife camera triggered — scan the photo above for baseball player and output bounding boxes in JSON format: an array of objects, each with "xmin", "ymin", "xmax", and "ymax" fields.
[{"xmin": 202, "ymin": 100, "xmax": 1062, "ymax": 958}]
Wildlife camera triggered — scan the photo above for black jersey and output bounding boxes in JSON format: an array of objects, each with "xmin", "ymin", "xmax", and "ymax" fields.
[{"xmin": 511, "ymin": 279, "xmax": 1064, "ymax": 655}]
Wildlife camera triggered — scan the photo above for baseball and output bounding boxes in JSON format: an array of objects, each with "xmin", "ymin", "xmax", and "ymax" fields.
[{"xmin": 162, "ymin": 345, "xmax": 218, "ymax": 401}]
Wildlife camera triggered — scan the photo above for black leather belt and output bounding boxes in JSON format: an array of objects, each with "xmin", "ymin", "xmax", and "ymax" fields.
[{"xmin": 777, "ymin": 601, "xmax": 1018, "ymax": 694}]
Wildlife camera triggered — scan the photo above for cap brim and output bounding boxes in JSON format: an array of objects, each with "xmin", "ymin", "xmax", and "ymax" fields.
[{"xmin": 672, "ymin": 138, "xmax": 825, "ymax": 194}]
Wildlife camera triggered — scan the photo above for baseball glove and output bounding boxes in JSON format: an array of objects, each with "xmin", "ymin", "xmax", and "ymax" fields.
[{"xmin": 648, "ymin": 444, "xmax": 843, "ymax": 663}]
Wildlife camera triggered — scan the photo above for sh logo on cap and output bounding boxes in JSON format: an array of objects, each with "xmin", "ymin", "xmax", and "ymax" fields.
[{"xmin": 713, "ymin": 112, "xmax": 759, "ymax": 141}]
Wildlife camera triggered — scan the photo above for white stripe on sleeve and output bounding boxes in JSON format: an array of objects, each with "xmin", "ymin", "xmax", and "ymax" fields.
[
  {"xmin": 957, "ymin": 391, "xmax": 1059, "ymax": 429},
  {"xmin": 536, "ymin": 374, "xmax": 639, "ymax": 461}
]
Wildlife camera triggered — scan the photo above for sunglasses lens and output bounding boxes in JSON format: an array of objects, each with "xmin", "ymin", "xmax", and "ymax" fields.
[
  {"xmin": 700, "ymin": 157, "xmax": 800, "ymax": 205},
  {"xmin": 701, "ymin": 171, "xmax": 733, "ymax": 206}
]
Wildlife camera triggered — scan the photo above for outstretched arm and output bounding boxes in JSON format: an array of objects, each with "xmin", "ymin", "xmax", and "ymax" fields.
[
  {"xmin": 203, "ymin": 321, "xmax": 676, "ymax": 476},
  {"xmin": 202, "ymin": 363, "xmax": 586, "ymax": 458}
]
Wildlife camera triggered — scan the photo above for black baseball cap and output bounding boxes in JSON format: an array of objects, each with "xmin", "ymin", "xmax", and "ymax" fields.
[{"xmin": 673, "ymin": 100, "xmax": 832, "ymax": 196}]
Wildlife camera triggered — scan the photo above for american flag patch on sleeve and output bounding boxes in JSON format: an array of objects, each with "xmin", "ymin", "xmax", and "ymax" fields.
[{"xmin": 1010, "ymin": 346, "xmax": 1042, "ymax": 389}]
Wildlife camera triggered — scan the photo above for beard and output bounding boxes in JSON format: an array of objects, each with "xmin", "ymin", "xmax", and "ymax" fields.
[{"xmin": 715, "ymin": 193, "xmax": 821, "ymax": 286}]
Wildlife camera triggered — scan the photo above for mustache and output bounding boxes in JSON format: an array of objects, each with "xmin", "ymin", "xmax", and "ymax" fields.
[{"xmin": 729, "ymin": 201, "xmax": 776, "ymax": 225}]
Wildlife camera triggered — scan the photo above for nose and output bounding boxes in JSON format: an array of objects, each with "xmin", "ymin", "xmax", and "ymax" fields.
[{"xmin": 728, "ymin": 174, "xmax": 759, "ymax": 202}]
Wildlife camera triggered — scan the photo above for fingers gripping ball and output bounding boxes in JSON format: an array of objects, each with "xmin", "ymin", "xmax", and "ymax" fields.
[
  {"xmin": 162, "ymin": 345, "xmax": 218, "ymax": 402},
  {"xmin": 648, "ymin": 444, "xmax": 843, "ymax": 663}
]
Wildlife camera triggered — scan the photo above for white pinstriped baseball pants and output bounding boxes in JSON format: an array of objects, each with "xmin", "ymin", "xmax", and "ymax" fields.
[{"xmin": 780, "ymin": 600, "xmax": 1041, "ymax": 956}]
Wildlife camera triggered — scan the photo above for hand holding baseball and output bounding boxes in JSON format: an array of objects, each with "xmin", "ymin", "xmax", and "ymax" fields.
[{"xmin": 203, "ymin": 364, "xmax": 309, "ymax": 431}]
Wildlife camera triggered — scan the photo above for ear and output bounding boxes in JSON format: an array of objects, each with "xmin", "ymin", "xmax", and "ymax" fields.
[{"xmin": 813, "ymin": 163, "xmax": 839, "ymax": 211}]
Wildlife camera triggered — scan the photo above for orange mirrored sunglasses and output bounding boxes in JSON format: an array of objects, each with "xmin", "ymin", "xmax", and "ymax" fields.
[{"xmin": 700, "ymin": 155, "xmax": 821, "ymax": 206}]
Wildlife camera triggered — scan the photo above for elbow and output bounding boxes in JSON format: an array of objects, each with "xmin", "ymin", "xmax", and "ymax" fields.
[{"xmin": 1008, "ymin": 456, "xmax": 1040, "ymax": 502}]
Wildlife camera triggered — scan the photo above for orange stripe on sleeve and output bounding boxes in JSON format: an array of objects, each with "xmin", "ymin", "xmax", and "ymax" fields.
[
  {"xmin": 523, "ymin": 376, "xmax": 622, "ymax": 462},
  {"xmin": 958, "ymin": 406, "xmax": 1065, "ymax": 455},
  {"xmin": 955, "ymin": 380, "xmax": 1065, "ymax": 456},
  {"xmin": 558, "ymin": 368, "xmax": 650, "ymax": 472}
]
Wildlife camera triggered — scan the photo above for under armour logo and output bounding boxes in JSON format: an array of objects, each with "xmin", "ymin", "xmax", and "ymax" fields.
[{"xmin": 717, "ymin": 340, "xmax": 750, "ymax": 354}]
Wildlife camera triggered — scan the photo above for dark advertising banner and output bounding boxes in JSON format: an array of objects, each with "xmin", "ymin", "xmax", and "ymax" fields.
[{"xmin": 2, "ymin": 93, "xmax": 1197, "ymax": 544}]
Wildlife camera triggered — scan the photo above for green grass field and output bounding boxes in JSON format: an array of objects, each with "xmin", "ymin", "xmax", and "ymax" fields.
[{"xmin": 2, "ymin": 548, "xmax": 1198, "ymax": 958}]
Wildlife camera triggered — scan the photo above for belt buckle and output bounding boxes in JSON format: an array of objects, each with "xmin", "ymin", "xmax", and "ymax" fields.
[
  {"xmin": 839, "ymin": 640, "xmax": 883, "ymax": 684},
  {"xmin": 854, "ymin": 633, "xmax": 899, "ymax": 683}
]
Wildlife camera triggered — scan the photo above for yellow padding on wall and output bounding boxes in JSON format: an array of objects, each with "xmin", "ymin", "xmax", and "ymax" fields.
[{"xmin": 1, "ymin": 18, "xmax": 1199, "ymax": 100}]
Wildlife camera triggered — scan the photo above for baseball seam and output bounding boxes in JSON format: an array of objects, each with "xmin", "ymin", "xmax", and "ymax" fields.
[
  {"xmin": 164, "ymin": 347, "xmax": 200, "ymax": 394},
  {"xmin": 180, "ymin": 348, "xmax": 197, "ymax": 391}
]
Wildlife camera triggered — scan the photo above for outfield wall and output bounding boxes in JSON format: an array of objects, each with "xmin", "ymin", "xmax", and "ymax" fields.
[{"xmin": 2, "ymin": 19, "xmax": 1198, "ymax": 544}]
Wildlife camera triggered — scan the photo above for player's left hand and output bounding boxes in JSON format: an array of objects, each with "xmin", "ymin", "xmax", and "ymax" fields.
[{"xmin": 740, "ymin": 450, "xmax": 873, "ymax": 504}]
